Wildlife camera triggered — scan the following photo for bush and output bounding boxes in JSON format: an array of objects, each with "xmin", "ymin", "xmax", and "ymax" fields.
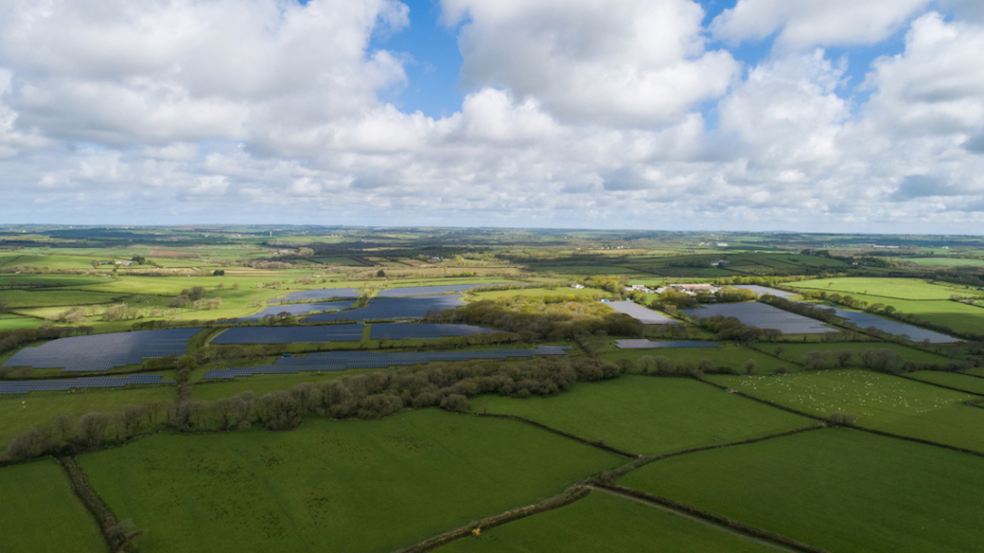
[{"xmin": 440, "ymin": 394, "xmax": 470, "ymax": 413}]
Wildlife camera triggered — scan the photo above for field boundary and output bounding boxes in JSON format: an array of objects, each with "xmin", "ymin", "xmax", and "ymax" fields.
[
  {"xmin": 473, "ymin": 412, "xmax": 639, "ymax": 458},
  {"xmin": 592, "ymin": 484, "xmax": 827, "ymax": 553},
  {"xmin": 698, "ymin": 375, "xmax": 984, "ymax": 459},
  {"xmin": 393, "ymin": 483, "xmax": 591, "ymax": 552},
  {"xmin": 58, "ymin": 455, "xmax": 138, "ymax": 553},
  {"xmin": 893, "ymin": 372, "xmax": 984, "ymax": 398}
]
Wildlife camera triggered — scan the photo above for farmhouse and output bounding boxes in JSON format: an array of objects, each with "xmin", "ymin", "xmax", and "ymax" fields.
[
  {"xmin": 623, "ymin": 284, "xmax": 654, "ymax": 293},
  {"xmin": 655, "ymin": 283, "xmax": 720, "ymax": 296}
]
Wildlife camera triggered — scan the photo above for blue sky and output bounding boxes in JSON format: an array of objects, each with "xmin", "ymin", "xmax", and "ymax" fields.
[{"xmin": 0, "ymin": 0, "xmax": 982, "ymax": 233}]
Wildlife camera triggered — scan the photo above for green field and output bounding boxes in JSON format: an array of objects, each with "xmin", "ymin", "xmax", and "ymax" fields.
[
  {"xmin": 79, "ymin": 410, "xmax": 622, "ymax": 553},
  {"xmin": 0, "ymin": 459, "xmax": 106, "ymax": 553},
  {"xmin": 790, "ymin": 277, "xmax": 983, "ymax": 300},
  {"xmin": 602, "ymin": 344, "xmax": 788, "ymax": 374},
  {"xmin": 469, "ymin": 376, "xmax": 813, "ymax": 455},
  {"xmin": 760, "ymin": 342, "xmax": 952, "ymax": 367},
  {"xmin": 0, "ymin": 386, "xmax": 175, "ymax": 454},
  {"xmin": 436, "ymin": 491, "xmax": 773, "ymax": 553},
  {"xmin": 907, "ymin": 370, "xmax": 984, "ymax": 395},
  {"xmin": 903, "ymin": 257, "xmax": 984, "ymax": 267},
  {"xmin": 709, "ymin": 370, "xmax": 984, "ymax": 452},
  {"xmin": 191, "ymin": 370, "xmax": 362, "ymax": 400},
  {"xmin": 620, "ymin": 428, "xmax": 984, "ymax": 553}
]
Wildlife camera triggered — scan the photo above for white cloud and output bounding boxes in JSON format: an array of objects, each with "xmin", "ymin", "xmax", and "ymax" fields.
[
  {"xmin": 864, "ymin": 12, "xmax": 984, "ymax": 135},
  {"xmin": 712, "ymin": 0, "xmax": 930, "ymax": 49},
  {"xmin": 0, "ymin": 1, "xmax": 982, "ymax": 232},
  {"xmin": 442, "ymin": 0, "xmax": 738, "ymax": 126}
]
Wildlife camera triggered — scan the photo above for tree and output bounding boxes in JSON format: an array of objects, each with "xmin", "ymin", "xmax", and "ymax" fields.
[
  {"xmin": 376, "ymin": 269, "xmax": 387, "ymax": 278},
  {"xmin": 440, "ymin": 393, "xmax": 469, "ymax": 412},
  {"xmin": 212, "ymin": 269, "xmax": 225, "ymax": 276}
]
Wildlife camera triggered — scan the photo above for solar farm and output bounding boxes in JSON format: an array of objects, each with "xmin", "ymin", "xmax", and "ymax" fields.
[{"xmin": 2, "ymin": 227, "xmax": 984, "ymax": 552}]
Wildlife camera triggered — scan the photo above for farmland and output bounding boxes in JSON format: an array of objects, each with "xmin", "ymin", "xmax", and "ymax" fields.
[
  {"xmin": 1, "ymin": 226, "xmax": 984, "ymax": 552},
  {"xmin": 620, "ymin": 428, "xmax": 984, "ymax": 553},
  {"xmin": 469, "ymin": 376, "xmax": 814, "ymax": 454},
  {"xmin": 79, "ymin": 410, "xmax": 621, "ymax": 553},
  {"xmin": 436, "ymin": 491, "xmax": 773, "ymax": 553}
]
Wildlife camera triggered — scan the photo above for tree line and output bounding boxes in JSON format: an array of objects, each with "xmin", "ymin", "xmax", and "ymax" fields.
[{"xmin": 5, "ymin": 356, "xmax": 622, "ymax": 462}]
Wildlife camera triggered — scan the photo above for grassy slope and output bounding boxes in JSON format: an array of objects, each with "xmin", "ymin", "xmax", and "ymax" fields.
[
  {"xmin": 191, "ymin": 370, "xmax": 361, "ymax": 400},
  {"xmin": 0, "ymin": 386, "xmax": 175, "ymax": 454},
  {"xmin": 0, "ymin": 459, "xmax": 106, "ymax": 553},
  {"xmin": 709, "ymin": 370, "xmax": 984, "ymax": 452},
  {"xmin": 621, "ymin": 428, "xmax": 984, "ymax": 553},
  {"xmin": 469, "ymin": 376, "xmax": 813, "ymax": 455},
  {"xmin": 80, "ymin": 410, "xmax": 621, "ymax": 553},
  {"xmin": 436, "ymin": 491, "xmax": 772, "ymax": 553},
  {"xmin": 601, "ymin": 345, "xmax": 788, "ymax": 375}
]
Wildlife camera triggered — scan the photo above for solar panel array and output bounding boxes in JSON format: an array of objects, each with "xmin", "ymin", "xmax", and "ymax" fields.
[
  {"xmin": 275, "ymin": 288, "xmax": 361, "ymax": 302},
  {"xmin": 3, "ymin": 328, "xmax": 202, "ymax": 372},
  {"xmin": 305, "ymin": 296, "xmax": 464, "ymax": 322},
  {"xmin": 369, "ymin": 323, "xmax": 496, "ymax": 340},
  {"xmin": 375, "ymin": 284, "xmax": 485, "ymax": 297},
  {"xmin": 0, "ymin": 374, "xmax": 171, "ymax": 394},
  {"xmin": 241, "ymin": 300, "xmax": 355, "ymax": 320},
  {"xmin": 615, "ymin": 339, "xmax": 720, "ymax": 350},
  {"xmin": 213, "ymin": 324, "xmax": 365, "ymax": 344},
  {"xmin": 203, "ymin": 346, "xmax": 569, "ymax": 380}
]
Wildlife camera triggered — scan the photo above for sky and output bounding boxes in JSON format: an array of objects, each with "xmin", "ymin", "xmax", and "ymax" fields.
[{"xmin": 1, "ymin": 0, "xmax": 983, "ymax": 233}]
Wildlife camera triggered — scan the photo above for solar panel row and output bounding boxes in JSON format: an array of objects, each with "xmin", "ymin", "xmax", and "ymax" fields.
[
  {"xmin": 203, "ymin": 346, "xmax": 569, "ymax": 380},
  {"xmin": 0, "ymin": 374, "xmax": 171, "ymax": 394}
]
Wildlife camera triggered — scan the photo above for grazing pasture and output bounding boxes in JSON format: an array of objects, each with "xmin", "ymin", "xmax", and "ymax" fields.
[
  {"xmin": 790, "ymin": 277, "xmax": 983, "ymax": 300},
  {"xmin": 710, "ymin": 370, "xmax": 984, "ymax": 452},
  {"xmin": 79, "ymin": 410, "xmax": 622, "ymax": 553},
  {"xmin": 469, "ymin": 376, "xmax": 813, "ymax": 455},
  {"xmin": 0, "ymin": 385, "xmax": 174, "ymax": 453},
  {"xmin": 907, "ymin": 371, "xmax": 984, "ymax": 395},
  {"xmin": 436, "ymin": 491, "xmax": 773, "ymax": 553},
  {"xmin": 0, "ymin": 459, "xmax": 106, "ymax": 553},
  {"xmin": 4, "ymin": 327, "xmax": 202, "ymax": 372},
  {"xmin": 620, "ymin": 428, "xmax": 984, "ymax": 553}
]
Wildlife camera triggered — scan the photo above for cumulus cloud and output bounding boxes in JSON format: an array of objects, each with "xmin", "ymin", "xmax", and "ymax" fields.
[
  {"xmin": 0, "ymin": 0, "xmax": 982, "ymax": 232},
  {"xmin": 864, "ymin": 12, "xmax": 984, "ymax": 135},
  {"xmin": 442, "ymin": 0, "xmax": 738, "ymax": 126},
  {"xmin": 712, "ymin": 0, "xmax": 930, "ymax": 48}
]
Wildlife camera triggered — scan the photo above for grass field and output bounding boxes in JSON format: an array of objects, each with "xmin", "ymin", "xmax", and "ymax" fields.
[
  {"xmin": 601, "ymin": 344, "xmax": 789, "ymax": 375},
  {"xmin": 903, "ymin": 257, "xmax": 984, "ymax": 267},
  {"xmin": 906, "ymin": 371, "xmax": 984, "ymax": 395},
  {"xmin": 760, "ymin": 342, "xmax": 952, "ymax": 367},
  {"xmin": 709, "ymin": 370, "xmax": 984, "ymax": 452},
  {"xmin": 0, "ymin": 386, "xmax": 175, "ymax": 455},
  {"xmin": 790, "ymin": 277, "xmax": 983, "ymax": 300},
  {"xmin": 0, "ymin": 459, "xmax": 106, "ymax": 553},
  {"xmin": 436, "ymin": 491, "xmax": 773, "ymax": 553},
  {"xmin": 620, "ymin": 428, "xmax": 984, "ymax": 553},
  {"xmin": 469, "ymin": 376, "xmax": 813, "ymax": 455},
  {"xmin": 79, "ymin": 410, "xmax": 622, "ymax": 553}
]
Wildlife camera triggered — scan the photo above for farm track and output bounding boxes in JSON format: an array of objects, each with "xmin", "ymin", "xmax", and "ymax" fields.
[
  {"xmin": 59, "ymin": 455, "xmax": 137, "ymax": 553},
  {"xmin": 590, "ymin": 485, "xmax": 827, "ymax": 553},
  {"xmin": 697, "ymin": 375, "xmax": 984, "ymax": 459}
]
